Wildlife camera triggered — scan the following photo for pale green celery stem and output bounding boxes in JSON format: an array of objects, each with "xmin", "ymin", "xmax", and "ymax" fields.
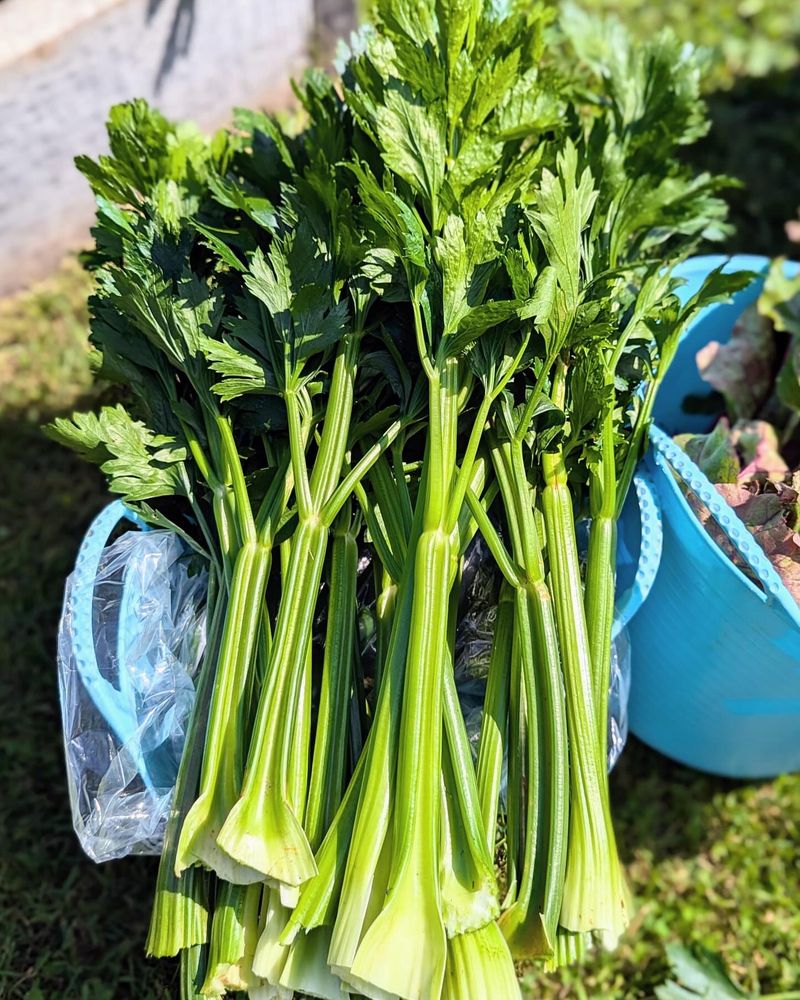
[
  {"xmin": 439, "ymin": 541, "xmax": 497, "ymax": 936},
  {"xmin": 585, "ymin": 404, "xmax": 617, "ymax": 758},
  {"xmin": 212, "ymin": 486, "xmax": 236, "ymax": 586},
  {"xmin": 542, "ymin": 383, "xmax": 626, "ymax": 935},
  {"xmin": 508, "ymin": 437, "xmax": 569, "ymax": 952},
  {"xmin": 348, "ymin": 626, "xmax": 367, "ymax": 767},
  {"xmin": 216, "ymin": 334, "xmax": 362, "ymax": 881},
  {"xmin": 278, "ymin": 922, "xmax": 344, "ymax": 999},
  {"xmin": 540, "ymin": 451, "xmax": 598, "ymax": 746},
  {"xmin": 441, "ymin": 668, "xmax": 499, "ymax": 936},
  {"xmin": 179, "ymin": 417, "xmax": 235, "ymax": 582},
  {"xmin": 354, "ymin": 479, "xmax": 403, "ymax": 584},
  {"xmin": 486, "ymin": 434, "xmax": 568, "ymax": 955},
  {"xmin": 324, "ymin": 548, "xmax": 419, "ymax": 969},
  {"xmin": 456, "ymin": 462, "xmax": 491, "ymax": 553},
  {"xmin": 346, "ymin": 365, "xmax": 458, "ymax": 999},
  {"xmin": 391, "ymin": 441, "xmax": 413, "ymax": 536},
  {"xmin": 411, "ymin": 294, "xmax": 435, "ymax": 381},
  {"xmin": 174, "ymin": 540, "xmax": 271, "ymax": 878},
  {"xmin": 374, "ymin": 568, "xmax": 397, "ymax": 693},
  {"xmin": 288, "ymin": 634, "xmax": 313, "ymax": 825},
  {"xmin": 282, "ymin": 728, "xmax": 364, "ymax": 941},
  {"xmin": 445, "ymin": 394, "xmax": 492, "ymax": 532},
  {"xmin": 255, "ymin": 449, "xmax": 293, "ymax": 542},
  {"xmin": 288, "ymin": 465, "xmax": 424, "ymax": 951},
  {"xmin": 215, "ymin": 412, "xmax": 256, "ymax": 543},
  {"xmin": 475, "ymin": 584, "xmax": 513, "ymax": 854},
  {"xmin": 497, "ymin": 591, "xmax": 542, "ymax": 953},
  {"xmin": 367, "ymin": 455, "xmax": 409, "ymax": 565},
  {"xmin": 198, "ymin": 402, "xmax": 244, "ymax": 560},
  {"xmin": 320, "ymin": 415, "xmax": 406, "ymax": 527},
  {"xmin": 442, "ymin": 922, "xmax": 521, "ymax": 1000},
  {"xmin": 178, "ymin": 463, "xmax": 220, "ymax": 575},
  {"xmin": 215, "ymin": 517, "xmax": 326, "ymax": 883},
  {"xmin": 513, "ymin": 351, "xmax": 558, "ymax": 447},
  {"xmin": 310, "ymin": 331, "xmax": 360, "ymax": 504},
  {"xmin": 179, "ymin": 943, "xmax": 207, "ymax": 1000},
  {"xmin": 201, "ymin": 880, "xmax": 262, "ymax": 996},
  {"xmin": 616, "ymin": 375, "xmax": 658, "ymax": 521},
  {"xmin": 347, "ymin": 526, "xmax": 450, "ymax": 998},
  {"xmin": 305, "ymin": 503, "xmax": 358, "ymax": 850},
  {"xmin": 286, "ymin": 388, "xmax": 313, "ymax": 519},
  {"xmin": 147, "ymin": 567, "xmax": 225, "ymax": 956},
  {"xmin": 502, "ymin": 610, "xmax": 523, "ymax": 908},
  {"xmin": 465, "ymin": 488, "xmax": 522, "ymax": 588}
]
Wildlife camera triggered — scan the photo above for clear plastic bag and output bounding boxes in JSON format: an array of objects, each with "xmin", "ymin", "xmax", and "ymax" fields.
[{"xmin": 57, "ymin": 516, "xmax": 207, "ymax": 863}]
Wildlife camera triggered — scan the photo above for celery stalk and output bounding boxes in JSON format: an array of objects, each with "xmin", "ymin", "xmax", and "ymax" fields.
[
  {"xmin": 305, "ymin": 502, "xmax": 359, "ymax": 849},
  {"xmin": 347, "ymin": 535, "xmax": 451, "ymax": 1000},
  {"xmin": 251, "ymin": 888, "xmax": 292, "ymax": 989},
  {"xmin": 442, "ymin": 921, "xmax": 521, "ymax": 1000},
  {"xmin": 252, "ymin": 633, "xmax": 313, "ymax": 988},
  {"xmin": 148, "ymin": 569, "xmax": 225, "ymax": 956},
  {"xmin": 475, "ymin": 583, "xmax": 513, "ymax": 855},
  {"xmin": 441, "ymin": 670, "xmax": 500, "ymax": 937},
  {"xmin": 488, "ymin": 434, "xmax": 568, "ymax": 960},
  {"xmin": 200, "ymin": 880, "xmax": 262, "ymax": 997},
  {"xmin": 541, "ymin": 408, "xmax": 628, "ymax": 940},
  {"xmin": 175, "ymin": 540, "xmax": 272, "ymax": 883},
  {"xmin": 325, "ymin": 568, "xmax": 416, "ymax": 978},
  {"xmin": 279, "ymin": 925, "xmax": 347, "ymax": 1000},
  {"xmin": 215, "ymin": 519, "xmax": 325, "ymax": 885},
  {"xmin": 180, "ymin": 942, "xmax": 207, "ymax": 1000},
  {"xmin": 585, "ymin": 403, "xmax": 617, "ymax": 760},
  {"xmin": 216, "ymin": 335, "xmax": 364, "ymax": 886},
  {"xmin": 347, "ymin": 369, "xmax": 458, "ymax": 1000}
]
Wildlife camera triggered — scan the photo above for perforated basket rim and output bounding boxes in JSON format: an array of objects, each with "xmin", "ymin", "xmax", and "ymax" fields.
[{"xmin": 647, "ymin": 424, "xmax": 800, "ymax": 631}]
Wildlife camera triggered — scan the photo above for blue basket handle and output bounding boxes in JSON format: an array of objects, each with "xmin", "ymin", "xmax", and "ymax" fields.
[
  {"xmin": 613, "ymin": 465, "xmax": 663, "ymax": 639},
  {"xmin": 648, "ymin": 424, "xmax": 800, "ymax": 628},
  {"xmin": 69, "ymin": 500, "xmax": 156, "ymax": 790}
]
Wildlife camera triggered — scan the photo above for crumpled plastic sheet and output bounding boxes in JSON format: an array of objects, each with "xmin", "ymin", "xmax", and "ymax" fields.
[
  {"xmin": 455, "ymin": 536, "xmax": 632, "ymax": 796},
  {"xmin": 57, "ymin": 529, "xmax": 207, "ymax": 863}
]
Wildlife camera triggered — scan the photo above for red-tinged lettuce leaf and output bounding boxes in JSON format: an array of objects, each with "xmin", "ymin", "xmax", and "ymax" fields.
[
  {"xmin": 675, "ymin": 419, "xmax": 741, "ymax": 484},
  {"xmin": 676, "ymin": 421, "xmax": 800, "ymax": 605},
  {"xmin": 695, "ymin": 306, "xmax": 775, "ymax": 421},
  {"xmin": 708, "ymin": 481, "xmax": 800, "ymax": 602},
  {"xmin": 714, "ymin": 485, "xmax": 791, "ymax": 555},
  {"xmin": 730, "ymin": 420, "xmax": 789, "ymax": 483}
]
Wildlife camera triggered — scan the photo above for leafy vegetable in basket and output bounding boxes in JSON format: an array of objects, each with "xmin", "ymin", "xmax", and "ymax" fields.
[
  {"xmin": 46, "ymin": 1, "xmax": 747, "ymax": 997},
  {"xmin": 678, "ymin": 261, "xmax": 800, "ymax": 604}
]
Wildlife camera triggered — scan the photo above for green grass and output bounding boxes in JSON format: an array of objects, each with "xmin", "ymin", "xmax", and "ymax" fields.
[
  {"xmin": 2, "ymin": 261, "xmax": 799, "ymax": 999},
  {"xmin": 0, "ymin": 262, "xmax": 178, "ymax": 999}
]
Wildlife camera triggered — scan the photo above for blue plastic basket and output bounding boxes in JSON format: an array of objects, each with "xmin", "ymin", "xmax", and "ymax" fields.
[
  {"xmin": 614, "ymin": 466, "xmax": 663, "ymax": 638},
  {"xmin": 628, "ymin": 256, "xmax": 800, "ymax": 778},
  {"xmin": 653, "ymin": 254, "xmax": 800, "ymax": 433}
]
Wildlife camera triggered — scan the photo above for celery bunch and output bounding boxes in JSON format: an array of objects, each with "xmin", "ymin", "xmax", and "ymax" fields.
[{"xmin": 49, "ymin": 2, "xmax": 749, "ymax": 997}]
